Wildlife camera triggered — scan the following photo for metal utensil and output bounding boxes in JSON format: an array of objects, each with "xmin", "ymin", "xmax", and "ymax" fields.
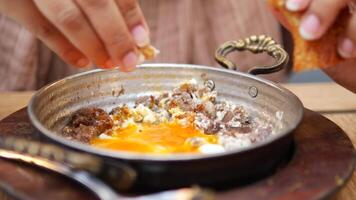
[{"xmin": 0, "ymin": 136, "xmax": 214, "ymax": 200}]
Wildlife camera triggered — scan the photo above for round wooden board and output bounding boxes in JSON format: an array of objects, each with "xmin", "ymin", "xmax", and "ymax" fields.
[{"xmin": 0, "ymin": 108, "xmax": 354, "ymax": 200}]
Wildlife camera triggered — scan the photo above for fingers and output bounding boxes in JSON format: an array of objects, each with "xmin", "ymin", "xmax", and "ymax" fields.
[
  {"xmin": 75, "ymin": 0, "xmax": 141, "ymax": 71},
  {"xmin": 33, "ymin": 0, "xmax": 109, "ymax": 67},
  {"xmin": 6, "ymin": 0, "xmax": 89, "ymax": 67},
  {"xmin": 115, "ymin": 0, "xmax": 150, "ymax": 46},
  {"xmin": 283, "ymin": 0, "xmax": 356, "ymax": 59},
  {"xmin": 298, "ymin": 0, "xmax": 349, "ymax": 40},
  {"xmin": 5, "ymin": 0, "xmax": 149, "ymax": 71},
  {"xmin": 286, "ymin": 0, "xmax": 312, "ymax": 12},
  {"xmin": 338, "ymin": 14, "xmax": 356, "ymax": 58}
]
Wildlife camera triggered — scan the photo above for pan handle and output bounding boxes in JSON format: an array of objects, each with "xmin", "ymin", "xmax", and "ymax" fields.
[
  {"xmin": 0, "ymin": 136, "xmax": 136, "ymax": 191},
  {"xmin": 0, "ymin": 137, "xmax": 215, "ymax": 200},
  {"xmin": 215, "ymin": 35, "xmax": 289, "ymax": 75}
]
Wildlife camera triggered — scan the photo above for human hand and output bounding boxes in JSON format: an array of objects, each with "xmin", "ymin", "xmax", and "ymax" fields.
[
  {"xmin": 284, "ymin": 0, "xmax": 355, "ymax": 58},
  {"xmin": 0, "ymin": 0, "xmax": 149, "ymax": 71},
  {"xmin": 271, "ymin": 0, "xmax": 356, "ymax": 93}
]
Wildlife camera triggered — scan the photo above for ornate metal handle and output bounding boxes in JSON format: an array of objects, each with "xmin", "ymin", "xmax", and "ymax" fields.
[
  {"xmin": 0, "ymin": 136, "xmax": 136, "ymax": 191},
  {"xmin": 215, "ymin": 35, "xmax": 289, "ymax": 75}
]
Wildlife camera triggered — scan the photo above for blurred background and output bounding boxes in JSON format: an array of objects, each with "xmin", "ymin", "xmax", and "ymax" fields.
[{"xmin": 289, "ymin": 70, "xmax": 332, "ymax": 83}]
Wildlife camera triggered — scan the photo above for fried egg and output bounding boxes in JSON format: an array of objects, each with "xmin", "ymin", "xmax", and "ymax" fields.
[{"xmin": 91, "ymin": 122, "xmax": 220, "ymax": 154}]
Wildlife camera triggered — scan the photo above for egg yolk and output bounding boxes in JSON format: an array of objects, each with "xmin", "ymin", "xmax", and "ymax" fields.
[{"xmin": 90, "ymin": 122, "xmax": 217, "ymax": 154}]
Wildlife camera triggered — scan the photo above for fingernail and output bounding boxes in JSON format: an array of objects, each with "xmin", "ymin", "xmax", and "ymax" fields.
[
  {"xmin": 299, "ymin": 14, "xmax": 321, "ymax": 40},
  {"xmin": 286, "ymin": 0, "xmax": 304, "ymax": 11},
  {"xmin": 76, "ymin": 58, "xmax": 90, "ymax": 68},
  {"xmin": 338, "ymin": 38, "xmax": 354, "ymax": 58},
  {"xmin": 131, "ymin": 25, "xmax": 150, "ymax": 47},
  {"xmin": 105, "ymin": 59, "xmax": 116, "ymax": 68},
  {"xmin": 122, "ymin": 51, "xmax": 138, "ymax": 71}
]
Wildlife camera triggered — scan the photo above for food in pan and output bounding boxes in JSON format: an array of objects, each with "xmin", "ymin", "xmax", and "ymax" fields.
[
  {"xmin": 268, "ymin": 0, "xmax": 348, "ymax": 72},
  {"xmin": 62, "ymin": 80, "xmax": 275, "ymax": 154}
]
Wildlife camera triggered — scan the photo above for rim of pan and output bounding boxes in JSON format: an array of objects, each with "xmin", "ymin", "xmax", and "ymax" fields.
[{"xmin": 28, "ymin": 64, "xmax": 304, "ymax": 162}]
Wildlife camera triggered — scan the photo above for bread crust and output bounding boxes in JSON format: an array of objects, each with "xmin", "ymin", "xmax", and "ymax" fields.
[{"xmin": 268, "ymin": 0, "xmax": 348, "ymax": 72}]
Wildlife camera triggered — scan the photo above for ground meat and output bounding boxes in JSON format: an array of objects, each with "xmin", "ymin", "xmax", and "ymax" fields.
[
  {"xmin": 168, "ymin": 92, "xmax": 195, "ymax": 111},
  {"xmin": 61, "ymin": 107, "xmax": 113, "ymax": 143},
  {"xmin": 221, "ymin": 111, "xmax": 234, "ymax": 123},
  {"xmin": 201, "ymin": 101, "xmax": 216, "ymax": 119},
  {"xmin": 110, "ymin": 105, "xmax": 132, "ymax": 123},
  {"xmin": 173, "ymin": 83, "xmax": 198, "ymax": 95},
  {"xmin": 195, "ymin": 113, "xmax": 220, "ymax": 134},
  {"xmin": 62, "ymin": 125, "xmax": 101, "ymax": 143},
  {"xmin": 156, "ymin": 92, "xmax": 169, "ymax": 104},
  {"xmin": 207, "ymin": 121, "xmax": 221, "ymax": 134},
  {"xmin": 135, "ymin": 95, "xmax": 156, "ymax": 108},
  {"xmin": 61, "ymin": 79, "xmax": 272, "ymax": 149},
  {"xmin": 232, "ymin": 107, "xmax": 250, "ymax": 124},
  {"xmin": 194, "ymin": 104, "xmax": 205, "ymax": 113},
  {"xmin": 215, "ymin": 102, "xmax": 230, "ymax": 112}
]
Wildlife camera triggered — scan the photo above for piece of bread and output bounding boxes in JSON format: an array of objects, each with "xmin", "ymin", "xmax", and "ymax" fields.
[
  {"xmin": 139, "ymin": 45, "xmax": 160, "ymax": 61},
  {"xmin": 268, "ymin": 0, "xmax": 348, "ymax": 72}
]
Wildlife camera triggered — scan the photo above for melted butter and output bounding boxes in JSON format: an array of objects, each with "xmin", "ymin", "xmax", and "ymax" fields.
[{"xmin": 90, "ymin": 122, "xmax": 217, "ymax": 154}]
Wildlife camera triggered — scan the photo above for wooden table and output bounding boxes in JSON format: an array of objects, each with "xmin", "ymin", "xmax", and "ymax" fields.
[{"xmin": 0, "ymin": 83, "xmax": 355, "ymax": 200}]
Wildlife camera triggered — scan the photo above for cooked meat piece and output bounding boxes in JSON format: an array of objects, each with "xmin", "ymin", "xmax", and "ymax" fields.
[
  {"xmin": 169, "ymin": 92, "xmax": 195, "ymax": 111},
  {"xmin": 110, "ymin": 105, "xmax": 132, "ymax": 123},
  {"xmin": 201, "ymin": 101, "xmax": 216, "ymax": 119},
  {"xmin": 227, "ymin": 116, "xmax": 243, "ymax": 128},
  {"xmin": 135, "ymin": 95, "xmax": 156, "ymax": 108},
  {"xmin": 62, "ymin": 125, "xmax": 101, "ymax": 143},
  {"xmin": 232, "ymin": 106, "xmax": 245, "ymax": 116},
  {"xmin": 232, "ymin": 107, "xmax": 250, "ymax": 124},
  {"xmin": 62, "ymin": 107, "xmax": 113, "ymax": 143},
  {"xmin": 221, "ymin": 111, "xmax": 234, "ymax": 123},
  {"xmin": 193, "ymin": 100, "xmax": 216, "ymax": 119},
  {"xmin": 167, "ymin": 99, "xmax": 178, "ymax": 110},
  {"xmin": 180, "ymin": 92, "xmax": 193, "ymax": 103},
  {"xmin": 206, "ymin": 121, "xmax": 221, "ymax": 134},
  {"xmin": 195, "ymin": 82, "xmax": 214, "ymax": 98},
  {"xmin": 156, "ymin": 92, "xmax": 169, "ymax": 104},
  {"xmin": 195, "ymin": 113, "xmax": 220, "ymax": 134},
  {"xmin": 194, "ymin": 103, "xmax": 205, "ymax": 113},
  {"xmin": 195, "ymin": 113, "xmax": 211, "ymax": 130},
  {"xmin": 196, "ymin": 88, "xmax": 207, "ymax": 98},
  {"xmin": 215, "ymin": 102, "xmax": 229, "ymax": 112},
  {"xmin": 70, "ymin": 107, "xmax": 113, "ymax": 133},
  {"xmin": 173, "ymin": 83, "xmax": 197, "ymax": 95}
]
